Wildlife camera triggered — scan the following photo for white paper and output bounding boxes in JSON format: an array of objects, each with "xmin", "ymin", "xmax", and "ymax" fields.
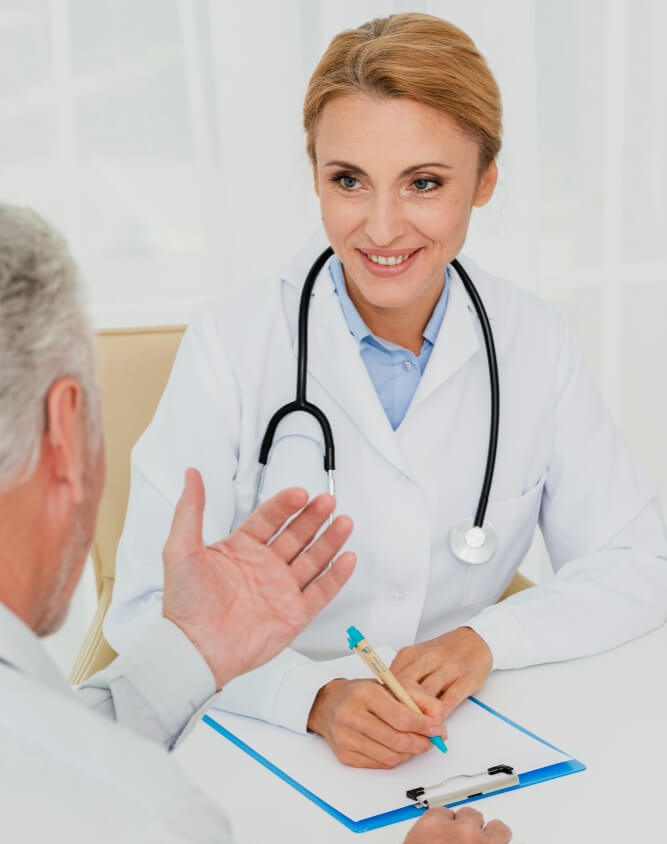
[{"xmin": 205, "ymin": 697, "xmax": 572, "ymax": 823}]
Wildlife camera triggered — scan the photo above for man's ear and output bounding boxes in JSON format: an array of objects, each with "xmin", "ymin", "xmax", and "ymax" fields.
[
  {"xmin": 473, "ymin": 159, "xmax": 498, "ymax": 208},
  {"xmin": 44, "ymin": 377, "xmax": 87, "ymax": 504}
]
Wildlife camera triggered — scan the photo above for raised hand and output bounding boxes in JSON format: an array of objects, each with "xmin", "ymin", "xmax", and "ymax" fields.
[{"xmin": 162, "ymin": 468, "xmax": 356, "ymax": 689}]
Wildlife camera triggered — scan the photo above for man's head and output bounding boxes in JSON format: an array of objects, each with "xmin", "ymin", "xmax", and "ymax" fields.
[{"xmin": 0, "ymin": 204, "xmax": 104, "ymax": 635}]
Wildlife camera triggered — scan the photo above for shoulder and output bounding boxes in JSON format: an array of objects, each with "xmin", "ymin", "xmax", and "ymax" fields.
[
  {"xmin": 180, "ymin": 230, "xmax": 332, "ymax": 363},
  {"xmin": 0, "ymin": 668, "xmax": 230, "ymax": 839},
  {"xmin": 455, "ymin": 255, "xmax": 579, "ymax": 395},
  {"xmin": 455, "ymin": 254, "xmax": 571, "ymax": 351}
]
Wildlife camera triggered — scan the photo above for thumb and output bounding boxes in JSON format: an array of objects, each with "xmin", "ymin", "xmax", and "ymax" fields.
[{"xmin": 163, "ymin": 468, "xmax": 205, "ymax": 565}]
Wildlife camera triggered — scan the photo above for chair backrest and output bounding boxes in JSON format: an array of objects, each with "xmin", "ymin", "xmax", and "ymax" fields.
[
  {"xmin": 69, "ymin": 325, "xmax": 185, "ymax": 683},
  {"xmin": 91, "ymin": 325, "xmax": 185, "ymax": 586}
]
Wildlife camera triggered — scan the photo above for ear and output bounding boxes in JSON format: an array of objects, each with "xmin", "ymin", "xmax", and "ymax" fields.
[
  {"xmin": 43, "ymin": 377, "xmax": 87, "ymax": 504},
  {"xmin": 473, "ymin": 159, "xmax": 498, "ymax": 208}
]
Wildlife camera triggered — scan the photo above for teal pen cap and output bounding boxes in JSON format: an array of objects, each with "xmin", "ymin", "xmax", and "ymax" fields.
[{"xmin": 346, "ymin": 625, "xmax": 364, "ymax": 649}]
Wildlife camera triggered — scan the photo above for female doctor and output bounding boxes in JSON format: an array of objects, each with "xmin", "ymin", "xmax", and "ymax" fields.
[{"xmin": 105, "ymin": 13, "xmax": 667, "ymax": 770}]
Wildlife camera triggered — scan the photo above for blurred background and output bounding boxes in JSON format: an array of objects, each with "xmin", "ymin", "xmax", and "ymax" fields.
[{"xmin": 0, "ymin": 0, "xmax": 664, "ymax": 672}]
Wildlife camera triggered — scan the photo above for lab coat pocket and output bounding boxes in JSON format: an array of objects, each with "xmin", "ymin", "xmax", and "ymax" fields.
[{"xmin": 462, "ymin": 476, "xmax": 545, "ymax": 606}]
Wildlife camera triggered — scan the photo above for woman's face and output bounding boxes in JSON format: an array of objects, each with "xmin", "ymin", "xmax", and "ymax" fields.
[{"xmin": 313, "ymin": 94, "xmax": 497, "ymax": 339}]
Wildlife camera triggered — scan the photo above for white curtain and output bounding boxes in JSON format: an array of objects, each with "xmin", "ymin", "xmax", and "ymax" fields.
[{"xmin": 1, "ymin": 0, "xmax": 665, "ymax": 664}]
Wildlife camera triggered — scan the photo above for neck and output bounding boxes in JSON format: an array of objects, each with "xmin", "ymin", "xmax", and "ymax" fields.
[
  {"xmin": 343, "ymin": 270, "xmax": 445, "ymax": 355},
  {"xmin": 0, "ymin": 476, "xmax": 54, "ymax": 632}
]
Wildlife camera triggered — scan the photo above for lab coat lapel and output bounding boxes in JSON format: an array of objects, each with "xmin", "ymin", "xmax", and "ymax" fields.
[
  {"xmin": 305, "ymin": 277, "xmax": 412, "ymax": 477},
  {"xmin": 407, "ymin": 271, "xmax": 481, "ymax": 414}
]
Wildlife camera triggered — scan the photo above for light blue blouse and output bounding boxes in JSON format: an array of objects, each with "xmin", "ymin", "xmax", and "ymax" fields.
[{"xmin": 329, "ymin": 256, "xmax": 450, "ymax": 429}]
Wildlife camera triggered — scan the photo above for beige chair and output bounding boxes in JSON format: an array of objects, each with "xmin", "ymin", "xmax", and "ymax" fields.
[
  {"xmin": 69, "ymin": 322, "xmax": 533, "ymax": 683},
  {"xmin": 69, "ymin": 325, "xmax": 186, "ymax": 684}
]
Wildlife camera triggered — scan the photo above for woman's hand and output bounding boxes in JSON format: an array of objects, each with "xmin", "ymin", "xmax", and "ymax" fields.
[
  {"xmin": 307, "ymin": 678, "xmax": 447, "ymax": 768},
  {"xmin": 391, "ymin": 627, "xmax": 493, "ymax": 719}
]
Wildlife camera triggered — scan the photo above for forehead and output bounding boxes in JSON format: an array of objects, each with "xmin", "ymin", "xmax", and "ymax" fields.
[{"xmin": 314, "ymin": 94, "xmax": 476, "ymax": 166}]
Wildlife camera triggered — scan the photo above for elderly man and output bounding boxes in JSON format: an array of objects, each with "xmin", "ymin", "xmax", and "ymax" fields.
[{"xmin": 0, "ymin": 203, "xmax": 511, "ymax": 844}]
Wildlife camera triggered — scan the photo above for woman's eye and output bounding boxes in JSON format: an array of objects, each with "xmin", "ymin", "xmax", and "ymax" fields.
[
  {"xmin": 339, "ymin": 175, "xmax": 360, "ymax": 189},
  {"xmin": 413, "ymin": 178, "xmax": 438, "ymax": 192}
]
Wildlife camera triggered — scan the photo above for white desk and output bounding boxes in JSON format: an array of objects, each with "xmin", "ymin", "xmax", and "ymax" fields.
[{"xmin": 175, "ymin": 624, "xmax": 667, "ymax": 843}]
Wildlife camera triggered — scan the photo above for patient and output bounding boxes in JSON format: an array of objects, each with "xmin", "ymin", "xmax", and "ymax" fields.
[{"xmin": 0, "ymin": 202, "xmax": 511, "ymax": 843}]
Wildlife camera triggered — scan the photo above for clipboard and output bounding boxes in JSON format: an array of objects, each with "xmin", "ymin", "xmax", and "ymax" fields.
[{"xmin": 203, "ymin": 696, "xmax": 585, "ymax": 832}]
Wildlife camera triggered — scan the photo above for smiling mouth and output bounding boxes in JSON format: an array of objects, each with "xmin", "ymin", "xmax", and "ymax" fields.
[{"xmin": 363, "ymin": 250, "xmax": 419, "ymax": 266}]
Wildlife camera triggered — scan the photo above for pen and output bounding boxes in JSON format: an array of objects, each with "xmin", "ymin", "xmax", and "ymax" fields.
[{"xmin": 346, "ymin": 625, "xmax": 447, "ymax": 753}]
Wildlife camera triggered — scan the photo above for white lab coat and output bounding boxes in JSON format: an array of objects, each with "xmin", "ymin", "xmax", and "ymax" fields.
[{"xmin": 105, "ymin": 231, "xmax": 667, "ymax": 734}]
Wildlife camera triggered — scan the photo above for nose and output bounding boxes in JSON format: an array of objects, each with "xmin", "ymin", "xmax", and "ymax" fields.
[{"xmin": 364, "ymin": 191, "xmax": 406, "ymax": 245}]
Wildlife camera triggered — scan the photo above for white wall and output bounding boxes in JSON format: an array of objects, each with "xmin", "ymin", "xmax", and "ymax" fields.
[{"xmin": 1, "ymin": 0, "xmax": 665, "ymax": 670}]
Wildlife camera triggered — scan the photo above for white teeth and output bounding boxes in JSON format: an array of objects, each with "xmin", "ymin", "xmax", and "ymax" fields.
[{"xmin": 366, "ymin": 252, "xmax": 414, "ymax": 266}]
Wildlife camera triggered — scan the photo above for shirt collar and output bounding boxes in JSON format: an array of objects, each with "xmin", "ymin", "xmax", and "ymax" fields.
[
  {"xmin": 329, "ymin": 255, "xmax": 450, "ymax": 349},
  {"xmin": 0, "ymin": 601, "xmax": 74, "ymax": 697}
]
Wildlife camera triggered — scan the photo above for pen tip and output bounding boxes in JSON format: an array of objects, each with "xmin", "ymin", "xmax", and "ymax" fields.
[{"xmin": 431, "ymin": 736, "xmax": 448, "ymax": 753}]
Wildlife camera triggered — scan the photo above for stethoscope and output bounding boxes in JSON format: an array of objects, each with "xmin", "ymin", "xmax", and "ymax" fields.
[{"xmin": 254, "ymin": 246, "xmax": 500, "ymax": 564}]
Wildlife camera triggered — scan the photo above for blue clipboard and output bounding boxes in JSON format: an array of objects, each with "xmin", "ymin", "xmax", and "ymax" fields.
[{"xmin": 203, "ymin": 696, "xmax": 585, "ymax": 833}]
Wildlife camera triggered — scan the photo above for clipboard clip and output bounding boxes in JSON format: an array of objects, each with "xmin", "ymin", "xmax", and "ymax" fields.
[{"xmin": 406, "ymin": 764, "xmax": 519, "ymax": 808}]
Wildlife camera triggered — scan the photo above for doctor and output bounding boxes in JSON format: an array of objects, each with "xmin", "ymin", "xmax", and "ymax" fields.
[{"xmin": 106, "ymin": 12, "xmax": 667, "ymax": 770}]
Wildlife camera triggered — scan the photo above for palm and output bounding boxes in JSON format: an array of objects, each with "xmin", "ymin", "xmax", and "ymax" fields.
[{"xmin": 162, "ymin": 470, "xmax": 355, "ymax": 689}]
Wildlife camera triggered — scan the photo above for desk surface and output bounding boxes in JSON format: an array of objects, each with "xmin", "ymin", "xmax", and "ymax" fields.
[{"xmin": 175, "ymin": 624, "xmax": 667, "ymax": 843}]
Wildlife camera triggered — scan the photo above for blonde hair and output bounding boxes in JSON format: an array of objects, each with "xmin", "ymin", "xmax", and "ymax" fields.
[{"xmin": 303, "ymin": 13, "xmax": 502, "ymax": 171}]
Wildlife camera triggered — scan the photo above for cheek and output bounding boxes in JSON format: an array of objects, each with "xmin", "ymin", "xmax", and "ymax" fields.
[{"xmin": 319, "ymin": 198, "xmax": 358, "ymax": 241}]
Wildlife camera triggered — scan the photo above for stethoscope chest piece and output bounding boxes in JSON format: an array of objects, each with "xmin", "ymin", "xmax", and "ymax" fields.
[{"xmin": 449, "ymin": 518, "xmax": 497, "ymax": 564}]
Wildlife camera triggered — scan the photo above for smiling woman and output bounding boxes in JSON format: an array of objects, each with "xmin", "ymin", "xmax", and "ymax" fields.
[
  {"xmin": 104, "ymin": 10, "xmax": 667, "ymax": 777},
  {"xmin": 313, "ymin": 96, "xmax": 497, "ymax": 353}
]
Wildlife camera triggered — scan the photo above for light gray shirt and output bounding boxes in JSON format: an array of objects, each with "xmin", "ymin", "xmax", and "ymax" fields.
[{"xmin": 0, "ymin": 601, "xmax": 233, "ymax": 843}]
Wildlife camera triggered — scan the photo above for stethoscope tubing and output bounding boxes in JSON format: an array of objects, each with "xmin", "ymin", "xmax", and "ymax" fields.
[
  {"xmin": 255, "ymin": 247, "xmax": 499, "ymax": 555},
  {"xmin": 449, "ymin": 258, "xmax": 500, "ymax": 529},
  {"xmin": 257, "ymin": 246, "xmax": 336, "ymax": 472}
]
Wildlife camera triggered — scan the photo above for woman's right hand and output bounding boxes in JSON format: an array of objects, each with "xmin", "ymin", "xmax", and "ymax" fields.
[{"xmin": 307, "ymin": 678, "xmax": 447, "ymax": 768}]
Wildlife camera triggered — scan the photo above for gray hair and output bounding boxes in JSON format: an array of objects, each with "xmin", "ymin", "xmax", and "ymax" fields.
[{"xmin": 0, "ymin": 204, "xmax": 100, "ymax": 492}]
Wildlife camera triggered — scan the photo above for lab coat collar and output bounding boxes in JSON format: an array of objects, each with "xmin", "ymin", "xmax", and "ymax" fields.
[
  {"xmin": 0, "ymin": 601, "xmax": 73, "ymax": 698},
  {"xmin": 405, "ymin": 262, "xmax": 481, "ymax": 418},
  {"xmin": 306, "ymin": 268, "xmax": 412, "ymax": 476}
]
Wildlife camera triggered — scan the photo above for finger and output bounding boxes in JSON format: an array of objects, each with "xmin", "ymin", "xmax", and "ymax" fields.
[
  {"xmin": 268, "ymin": 493, "xmax": 337, "ymax": 562},
  {"xmin": 233, "ymin": 487, "xmax": 309, "ymax": 544},
  {"xmin": 438, "ymin": 676, "xmax": 476, "ymax": 719},
  {"xmin": 289, "ymin": 513, "xmax": 354, "ymax": 588},
  {"xmin": 452, "ymin": 807, "xmax": 485, "ymax": 827},
  {"xmin": 163, "ymin": 468, "xmax": 205, "ymax": 563},
  {"xmin": 354, "ymin": 684, "xmax": 443, "ymax": 748},
  {"xmin": 483, "ymin": 819, "xmax": 512, "ymax": 843},
  {"xmin": 300, "ymin": 550, "xmax": 356, "ymax": 621}
]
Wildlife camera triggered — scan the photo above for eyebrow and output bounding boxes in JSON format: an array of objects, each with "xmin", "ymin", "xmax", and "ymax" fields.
[{"xmin": 322, "ymin": 160, "xmax": 453, "ymax": 176}]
